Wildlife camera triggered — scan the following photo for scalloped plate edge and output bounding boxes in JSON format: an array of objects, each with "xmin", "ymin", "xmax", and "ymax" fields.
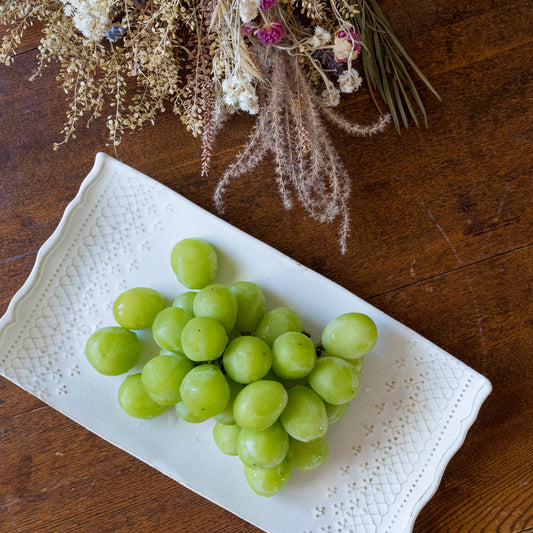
[{"xmin": 405, "ymin": 378, "xmax": 492, "ymax": 531}]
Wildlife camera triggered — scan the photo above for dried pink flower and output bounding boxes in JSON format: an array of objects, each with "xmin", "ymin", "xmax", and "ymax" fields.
[
  {"xmin": 259, "ymin": 0, "xmax": 276, "ymax": 9},
  {"xmin": 336, "ymin": 29, "xmax": 361, "ymax": 46},
  {"xmin": 256, "ymin": 20, "xmax": 285, "ymax": 45},
  {"xmin": 334, "ymin": 29, "xmax": 362, "ymax": 63},
  {"xmin": 241, "ymin": 24, "xmax": 254, "ymax": 36}
]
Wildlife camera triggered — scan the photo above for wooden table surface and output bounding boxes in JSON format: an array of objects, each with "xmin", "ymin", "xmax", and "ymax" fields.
[{"xmin": 1, "ymin": 1, "xmax": 532, "ymax": 532}]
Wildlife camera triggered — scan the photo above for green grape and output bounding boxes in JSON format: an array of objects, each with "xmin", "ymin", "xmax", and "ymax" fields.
[
  {"xmin": 237, "ymin": 421, "xmax": 289, "ymax": 469},
  {"xmin": 309, "ymin": 356, "xmax": 360, "ymax": 405},
  {"xmin": 229, "ymin": 281, "xmax": 265, "ymax": 333},
  {"xmin": 233, "ymin": 380, "xmax": 288, "ymax": 431},
  {"xmin": 324, "ymin": 401, "xmax": 348, "ymax": 424},
  {"xmin": 227, "ymin": 327, "xmax": 242, "ymax": 344},
  {"xmin": 279, "ymin": 385, "xmax": 328, "ymax": 442},
  {"xmin": 112, "ymin": 287, "xmax": 165, "ymax": 330},
  {"xmin": 321, "ymin": 350, "xmax": 363, "ymax": 373},
  {"xmin": 271, "ymin": 331, "xmax": 317, "ymax": 380},
  {"xmin": 175, "ymin": 401, "xmax": 208, "ymax": 423},
  {"xmin": 152, "ymin": 306, "xmax": 193, "ymax": 352},
  {"xmin": 85, "ymin": 326, "xmax": 140, "ymax": 376},
  {"xmin": 254, "ymin": 307, "xmax": 302, "ymax": 347},
  {"xmin": 262, "ymin": 370, "xmax": 309, "ymax": 388},
  {"xmin": 321, "ymin": 312, "xmax": 378, "ymax": 360},
  {"xmin": 159, "ymin": 348, "xmax": 188, "ymax": 359},
  {"xmin": 215, "ymin": 377, "xmax": 244, "ymax": 424},
  {"xmin": 287, "ymin": 436, "xmax": 329, "ymax": 472},
  {"xmin": 263, "ymin": 370, "xmax": 284, "ymax": 383},
  {"xmin": 181, "ymin": 316, "xmax": 228, "ymax": 362},
  {"xmin": 179, "ymin": 364, "xmax": 230, "ymax": 419},
  {"xmin": 141, "ymin": 354, "xmax": 194, "ymax": 406},
  {"xmin": 213, "ymin": 422, "xmax": 241, "ymax": 456},
  {"xmin": 222, "ymin": 335, "xmax": 272, "ymax": 384},
  {"xmin": 243, "ymin": 460, "xmax": 291, "ymax": 497},
  {"xmin": 193, "ymin": 284, "xmax": 238, "ymax": 333},
  {"xmin": 171, "ymin": 238, "xmax": 218, "ymax": 289},
  {"xmin": 172, "ymin": 291, "xmax": 197, "ymax": 314},
  {"xmin": 118, "ymin": 373, "xmax": 168, "ymax": 419},
  {"xmin": 348, "ymin": 357, "xmax": 364, "ymax": 374}
]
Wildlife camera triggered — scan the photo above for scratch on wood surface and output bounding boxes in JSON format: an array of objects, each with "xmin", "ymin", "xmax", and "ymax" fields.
[
  {"xmin": 0, "ymin": 251, "xmax": 35, "ymax": 266},
  {"xmin": 463, "ymin": 271, "xmax": 488, "ymax": 358},
  {"xmin": 418, "ymin": 198, "xmax": 488, "ymax": 357},
  {"xmin": 410, "ymin": 257, "xmax": 416, "ymax": 277},
  {"xmin": 418, "ymin": 198, "xmax": 463, "ymax": 266},
  {"xmin": 38, "ymin": 479, "xmax": 74, "ymax": 495},
  {"xmin": 0, "ymin": 503, "xmax": 22, "ymax": 533},
  {"xmin": 478, "ymin": 179, "xmax": 512, "ymax": 259}
]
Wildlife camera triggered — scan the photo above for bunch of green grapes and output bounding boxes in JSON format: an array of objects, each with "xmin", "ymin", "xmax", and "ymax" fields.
[{"xmin": 85, "ymin": 238, "xmax": 378, "ymax": 497}]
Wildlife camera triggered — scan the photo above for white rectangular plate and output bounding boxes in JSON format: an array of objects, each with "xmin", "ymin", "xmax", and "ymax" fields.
[{"xmin": 0, "ymin": 153, "xmax": 491, "ymax": 533}]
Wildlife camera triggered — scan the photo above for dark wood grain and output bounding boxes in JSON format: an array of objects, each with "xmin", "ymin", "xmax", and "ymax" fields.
[{"xmin": 1, "ymin": 1, "xmax": 532, "ymax": 532}]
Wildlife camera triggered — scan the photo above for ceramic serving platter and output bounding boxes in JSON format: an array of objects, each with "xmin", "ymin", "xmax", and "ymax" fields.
[{"xmin": 0, "ymin": 153, "xmax": 491, "ymax": 533}]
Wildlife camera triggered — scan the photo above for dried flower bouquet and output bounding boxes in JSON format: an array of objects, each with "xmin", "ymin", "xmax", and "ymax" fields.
[{"xmin": 0, "ymin": 0, "xmax": 438, "ymax": 252}]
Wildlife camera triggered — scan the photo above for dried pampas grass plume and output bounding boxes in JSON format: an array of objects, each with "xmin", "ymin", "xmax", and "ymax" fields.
[{"xmin": 213, "ymin": 49, "xmax": 390, "ymax": 253}]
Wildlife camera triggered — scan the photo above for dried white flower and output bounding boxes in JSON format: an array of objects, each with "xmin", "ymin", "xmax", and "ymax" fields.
[
  {"xmin": 333, "ymin": 35, "xmax": 359, "ymax": 63},
  {"xmin": 239, "ymin": 89, "xmax": 259, "ymax": 114},
  {"xmin": 239, "ymin": 0, "xmax": 260, "ymax": 23},
  {"xmin": 222, "ymin": 79, "xmax": 238, "ymax": 106},
  {"xmin": 322, "ymin": 86, "xmax": 340, "ymax": 107},
  {"xmin": 307, "ymin": 35, "xmax": 319, "ymax": 48},
  {"xmin": 338, "ymin": 68, "xmax": 363, "ymax": 93},
  {"xmin": 314, "ymin": 26, "xmax": 331, "ymax": 46},
  {"xmin": 222, "ymin": 70, "xmax": 258, "ymax": 114},
  {"xmin": 308, "ymin": 26, "xmax": 331, "ymax": 49},
  {"xmin": 308, "ymin": 35, "xmax": 320, "ymax": 48},
  {"xmin": 60, "ymin": 0, "xmax": 113, "ymax": 41}
]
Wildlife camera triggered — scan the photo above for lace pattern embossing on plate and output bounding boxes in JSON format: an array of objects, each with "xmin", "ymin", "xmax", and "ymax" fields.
[
  {"xmin": 0, "ymin": 153, "xmax": 491, "ymax": 533},
  {"xmin": 306, "ymin": 346, "xmax": 479, "ymax": 533}
]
